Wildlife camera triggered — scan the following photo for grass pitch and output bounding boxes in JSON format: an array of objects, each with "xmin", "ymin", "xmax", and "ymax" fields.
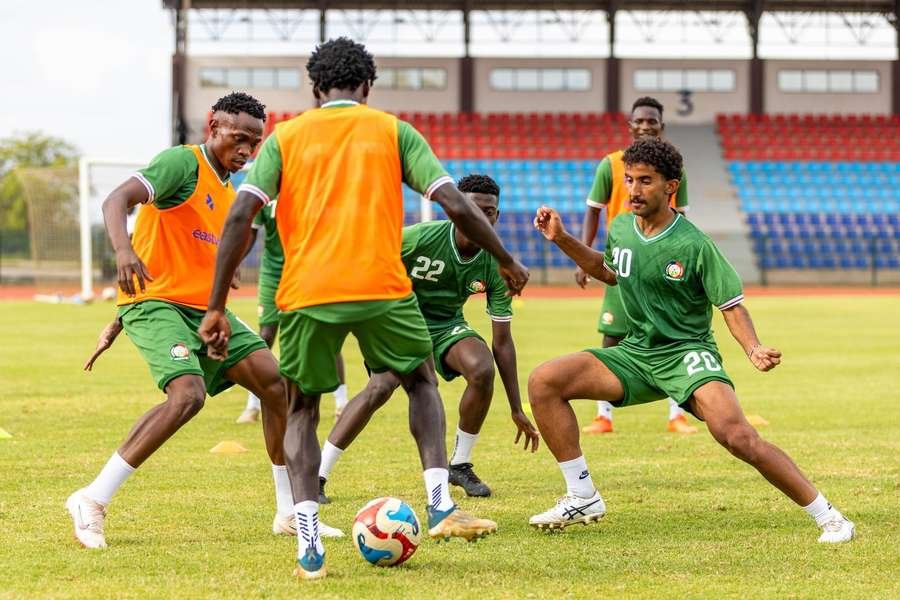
[{"xmin": 0, "ymin": 294, "xmax": 897, "ymax": 598}]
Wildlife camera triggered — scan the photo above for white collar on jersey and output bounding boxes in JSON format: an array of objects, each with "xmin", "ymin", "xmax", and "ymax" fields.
[
  {"xmin": 199, "ymin": 144, "xmax": 231, "ymax": 187},
  {"xmin": 632, "ymin": 212, "xmax": 682, "ymax": 243},
  {"xmin": 320, "ymin": 99, "xmax": 360, "ymax": 108}
]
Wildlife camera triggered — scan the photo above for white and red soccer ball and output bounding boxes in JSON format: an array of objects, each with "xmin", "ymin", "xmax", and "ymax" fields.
[{"xmin": 352, "ymin": 497, "xmax": 421, "ymax": 567}]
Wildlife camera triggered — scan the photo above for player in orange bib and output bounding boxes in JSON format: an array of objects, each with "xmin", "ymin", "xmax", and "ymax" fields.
[
  {"xmin": 576, "ymin": 97, "xmax": 696, "ymax": 435},
  {"xmin": 199, "ymin": 38, "xmax": 529, "ymax": 580},
  {"xmin": 67, "ymin": 94, "xmax": 343, "ymax": 549}
]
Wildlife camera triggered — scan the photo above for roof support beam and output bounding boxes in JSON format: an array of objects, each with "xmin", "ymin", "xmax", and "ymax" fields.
[
  {"xmin": 893, "ymin": 0, "xmax": 900, "ymax": 115},
  {"xmin": 747, "ymin": 0, "xmax": 764, "ymax": 115},
  {"xmin": 460, "ymin": 0, "xmax": 473, "ymax": 112},
  {"xmin": 172, "ymin": 0, "xmax": 190, "ymax": 144},
  {"xmin": 606, "ymin": 2, "xmax": 620, "ymax": 113}
]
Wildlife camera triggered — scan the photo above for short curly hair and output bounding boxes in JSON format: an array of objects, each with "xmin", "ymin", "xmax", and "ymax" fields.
[
  {"xmin": 622, "ymin": 138, "xmax": 683, "ymax": 181},
  {"xmin": 307, "ymin": 37, "xmax": 377, "ymax": 94},
  {"xmin": 457, "ymin": 174, "xmax": 500, "ymax": 199},
  {"xmin": 211, "ymin": 92, "xmax": 266, "ymax": 121},
  {"xmin": 631, "ymin": 96, "xmax": 664, "ymax": 118}
]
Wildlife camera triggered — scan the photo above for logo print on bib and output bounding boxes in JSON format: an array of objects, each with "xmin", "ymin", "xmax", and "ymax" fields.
[
  {"xmin": 205, "ymin": 194, "xmax": 214, "ymax": 210},
  {"xmin": 170, "ymin": 343, "xmax": 190, "ymax": 361},
  {"xmin": 467, "ymin": 280, "xmax": 486, "ymax": 293},
  {"xmin": 664, "ymin": 260, "xmax": 685, "ymax": 281}
]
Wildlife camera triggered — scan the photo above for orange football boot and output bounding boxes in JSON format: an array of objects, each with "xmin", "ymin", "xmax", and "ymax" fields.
[
  {"xmin": 667, "ymin": 414, "xmax": 698, "ymax": 434},
  {"xmin": 582, "ymin": 416, "xmax": 613, "ymax": 434}
]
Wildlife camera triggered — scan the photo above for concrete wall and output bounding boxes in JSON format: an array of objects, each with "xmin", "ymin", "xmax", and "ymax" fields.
[
  {"xmin": 764, "ymin": 60, "xmax": 892, "ymax": 115},
  {"xmin": 473, "ymin": 57, "xmax": 605, "ymax": 113},
  {"xmin": 619, "ymin": 59, "xmax": 750, "ymax": 124}
]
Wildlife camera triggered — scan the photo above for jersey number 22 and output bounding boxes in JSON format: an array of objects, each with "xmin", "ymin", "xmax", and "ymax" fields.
[{"xmin": 411, "ymin": 256, "xmax": 445, "ymax": 282}]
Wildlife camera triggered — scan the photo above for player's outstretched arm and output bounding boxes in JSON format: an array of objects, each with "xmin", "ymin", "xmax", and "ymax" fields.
[
  {"xmin": 83, "ymin": 319, "xmax": 124, "ymax": 371},
  {"xmin": 721, "ymin": 304, "xmax": 782, "ymax": 372},
  {"xmin": 534, "ymin": 206, "xmax": 616, "ymax": 286},
  {"xmin": 432, "ymin": 183, "xmax": 529, "ymax": 295},
  {"xmin": 491, "ymin": 321, "xmax": 540, "ymax": 452},
  {"xmin": 199, "ymin": 192, "xmax": 262, "ymax": 360},
  {"xmin": 102, "ymin": 179, "xmax": 154, "ymax": 297},
  {"xmin": 575, "ymin": 206, "xmax": 602, "ymax": 288}
]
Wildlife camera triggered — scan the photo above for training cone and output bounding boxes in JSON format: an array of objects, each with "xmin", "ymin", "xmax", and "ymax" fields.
[
  {"xmin": 512, "ymin": 298, "xmax": 525, "ymax": 309},
  {"xmin": 522, "ymin": 403, "xmax": 533, "ymax": 416},
  {"xmin": 0, "ymin": 428, "xmax": 12, "ymax": 439},
  {"xmin": 745, "ymin": 414, "xmax": 770, "ymax": 427},
  {"xmin": 209, "ymin": 440, "xmax": 248, "ymax": 454}
]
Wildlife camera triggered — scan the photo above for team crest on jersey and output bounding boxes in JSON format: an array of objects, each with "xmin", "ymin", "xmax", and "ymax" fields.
[
  {"xmin": 601, "ymin": 311, "xmax": 614, "ymax": 325},
  {"xmin": 467, "ymin": 280, "xmax": 486, "ymax": 293},
  {"xmin": 170, "ymin": 343, "xmax": 190, "ymax": 361},
  {"xmin": 664, "ymin": 260, "xmax": 685, "ymax": 281}
]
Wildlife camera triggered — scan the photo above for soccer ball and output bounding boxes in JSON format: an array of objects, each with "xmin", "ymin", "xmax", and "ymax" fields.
[
  {"xmin": 101, "ymin": 286, "xmax": 117, "ymax": 301},
  {"xmin": 352, "ymin": 497, "xmax": 421, "ymax": 567}
]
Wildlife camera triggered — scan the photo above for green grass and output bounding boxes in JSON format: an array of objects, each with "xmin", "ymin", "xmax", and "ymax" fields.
[{"xmin": 0, "ymin": 295, "xmax": 897, "ymax": 599}]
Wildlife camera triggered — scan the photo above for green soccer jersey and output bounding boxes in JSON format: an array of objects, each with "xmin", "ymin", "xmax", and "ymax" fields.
[
  {"xmin": 134, "ymin": 144, "xmax": 231, "ymax": 209},
  {"xmin": 401, "ymin": 220, "xmax": 512, "ymax": 329},
  {"xmin": 251, "ymin": 198, "xmax": 284, "ymax": 269},
  {"xmin": 603, "ymin": 212, "xmax": 744, "ymax": 350}
]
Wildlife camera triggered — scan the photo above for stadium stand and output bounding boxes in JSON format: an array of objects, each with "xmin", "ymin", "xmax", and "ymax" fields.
[{"xmin": 718, "ymin": 114, "xmax": 900, "ymax": 274}]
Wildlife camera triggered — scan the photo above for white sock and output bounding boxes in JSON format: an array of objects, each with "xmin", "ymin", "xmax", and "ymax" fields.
[
  {"xmin": 318, "ymin": 441, "xmax": 344, "ymax": 480},
  {"xmin": 559, "ymin": 455, "xmax": 596, "ymax": 498},
  {"xmin": 294, "ymin": 500, "xmax": 324, "ymax": 555},
  {"xmin": 84, "ymin": 452, "xmax": 136, "ymax": 505},
  {"xmin": 333, "ymin": 384, "xmax": 348, "ymax": 410},
  {"xmin": 272, "ymin": 465, "xmax": 293, "ymax": 517},
  {"xmin": 449, "ymin": 427, "xmax": 479, "ymax": 466},
  {"xmin": 596, "ymin": 401, "xmax": 613, "ymax": 420},
  {"xmin": 803, "ymin": 493, "xmax": 842, "ymax": 526},
  {"xmin": 423, "ymin": 468, "xmax": 454, "ymax": 511},
  {"xmin": 668, "ymin": 399, "xmax": 685, "ymax": 421},
  {"xmin": 246, "ymin": 393, "xmax": 261, "ymax": 411}
]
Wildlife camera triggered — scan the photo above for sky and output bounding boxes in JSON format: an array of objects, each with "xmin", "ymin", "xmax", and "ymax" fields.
[
  {"xmin": 0, "ymin": 0, "xmax": 173, "ymax": 161},
  {"xmin": 1, "ymin": 2, "xmax": 894, "ymax": 162}
]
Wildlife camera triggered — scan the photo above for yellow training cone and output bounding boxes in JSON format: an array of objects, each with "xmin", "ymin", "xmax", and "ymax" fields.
[
  {"xmin": 512, "ymin": 298, "xmax": 525, "ymax": 309},
  {"xmin": 746, "ymin": 415, "xmax": 770, "ymax": 427},
  {"xmin": 210, "ymin": 440, "xmax": 248, "ymax": 454},
  {"xmin": 0, "ymin": 428, "xmax": 12, "ymax": 439}
]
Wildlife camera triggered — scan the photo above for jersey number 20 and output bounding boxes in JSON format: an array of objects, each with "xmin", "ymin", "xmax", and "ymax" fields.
[
  {"xmin": 683, "ymin": 351, "xmax": 722, "ymax": 376},
  {"xmin": 411, "ymin": 256, "xmax": 445, "ymax": 282}
]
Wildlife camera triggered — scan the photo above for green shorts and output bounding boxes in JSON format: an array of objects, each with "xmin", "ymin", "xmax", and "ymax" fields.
[
  {"xmin": 118, "ymin": 300, "xmax": 267, "ymax": 396},
  {"xmin": 430, "ymin": 321, "xmax": 485, "ymax": 382},
  {"xmin": 279, "ymin": 293, "xmax": 432, "ymax": 395},
  {"xmin": 585, "ymin": 341, "xmax": 734, "ymax": 407},
  {"xmin": 257, "ymin": 261, "xmax": 282, "ymax": 327},
  {"xmin": 597, "ymin": 285, "xmax": 627, "ymax": 338}
]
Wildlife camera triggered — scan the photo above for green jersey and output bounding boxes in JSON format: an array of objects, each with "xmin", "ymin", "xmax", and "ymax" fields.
[
  {"xmin": 251, "ymin": 199, "xmax": 284, "ymax": 269},
  {"xmin": 134, "ymin": 144, "xmax": 231, "ymax": 209},
  {"xmin": 604, "ymin": 212, "xmax": 743, "ymax": 351},
  {"xmin": 401, "ymin": 220, "xmax": 512, "ymax": 329}
]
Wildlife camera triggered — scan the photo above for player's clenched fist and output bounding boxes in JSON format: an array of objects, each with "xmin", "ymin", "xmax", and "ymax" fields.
[
  {"xmin": 534, "ymin": 205, "xmax": 565, "ymax": 241},
  {"xmin": 499, "ymin": 258, "xmax": 529, "ymax": 296},
  {"xmin": 748, "ymin": 344, "xmax": 782, "ymax": 372},
  {"xmin": 199, "ymin": 309, "xmax": 231, "ymax": 360}
]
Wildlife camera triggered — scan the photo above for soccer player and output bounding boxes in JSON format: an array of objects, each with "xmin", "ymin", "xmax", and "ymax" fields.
[
  {"xmin": 235, "ymin": 199, "xmax": 349, "ymax": 424},
  {"xmin": 528, "ymin": 138, "xmax": 854, "ymax": 543},
  {"xmin": 198, "ymin": 38, "xmax": 530, "ymax": 580},
  {"xmin": 318, "ymin": 174, "xmax": 540, "ymax": 501},
  {"xmin": 577, "ymin": 97, "xmax": 696, "ymax": 435},
  {"xmin": 68, "ymin": 93, "xmax": 341, "ymax": 549}
]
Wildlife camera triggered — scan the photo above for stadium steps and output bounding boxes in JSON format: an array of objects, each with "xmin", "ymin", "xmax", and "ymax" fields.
[{"xmin": 667, "ymin": 125, "xmax": 760, "ymax": 283}]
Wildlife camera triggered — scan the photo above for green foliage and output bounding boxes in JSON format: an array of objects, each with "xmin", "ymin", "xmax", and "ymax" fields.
[
  {"xmin": 0, "ymin": 296, "xmax": 896, "ymax": 598},
  {"xmin": 0, "ymin": 131, "xmax": 79, "ymax": 233}
]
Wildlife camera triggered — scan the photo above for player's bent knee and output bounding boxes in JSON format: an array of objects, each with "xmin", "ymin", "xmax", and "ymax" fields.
[
  {"xmin": 527, "ymin": 365, "xmax": 558, "ymax": 406},
  {"xmin": 166, "ymin": 380, "xmax": 206, "ymax": 420},
  {"xmin": 465, "ymin": 362, "xmax": 495, "ymax": 393},
  {"xmin": 716, "ymin": 423, "xmax": 763, "ymax": 462}
]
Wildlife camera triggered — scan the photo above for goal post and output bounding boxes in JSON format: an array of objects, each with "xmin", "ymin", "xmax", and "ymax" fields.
[{"xmin": 79, "ymin": 157, "xmax": 147, "ymax": 298}]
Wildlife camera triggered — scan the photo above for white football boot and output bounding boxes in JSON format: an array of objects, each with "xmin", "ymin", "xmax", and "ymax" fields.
[
  {"xmin": 818, "ymin": 515, "xmax": 856, "ymax": 543},
  {"xmin": 66, "ymin": 489, "xmax": 108, "ymax": 548},
  {"xmin": 529, "ymin": 491, "xmax": 606, "ymax": 530},
  {"xmin": 272, "ymin": 513, "xmax": 344, "ymax": 538}
]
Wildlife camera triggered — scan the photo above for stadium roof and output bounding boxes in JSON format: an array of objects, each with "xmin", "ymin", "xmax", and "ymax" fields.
[{"xmin": 163, "ymin": 1, "xmax": 897, "ymax": 13}]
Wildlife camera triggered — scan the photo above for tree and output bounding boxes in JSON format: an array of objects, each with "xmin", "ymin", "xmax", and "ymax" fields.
[{"xmin": 0, "ymin": 131, "xmax": 79, "ymax": 232}]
